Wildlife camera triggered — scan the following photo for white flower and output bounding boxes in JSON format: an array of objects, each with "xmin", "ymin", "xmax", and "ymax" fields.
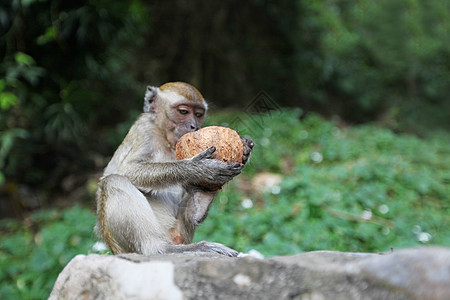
[
  {"xmin": 361, "ymin": 210, "xmax": 372, "ymax": 220},
  {"xmin": 310, "ymin": 152, "xmax": 323, "ymax": 163},
  {"xmin": 241, "ymin": 198, "xmax": 253, "ymax": 209}
]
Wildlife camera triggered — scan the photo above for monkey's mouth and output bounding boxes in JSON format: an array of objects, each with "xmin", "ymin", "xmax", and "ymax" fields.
[{"xmin": 176, "ymin": 129, "xmax": 196, "ymax": 140}]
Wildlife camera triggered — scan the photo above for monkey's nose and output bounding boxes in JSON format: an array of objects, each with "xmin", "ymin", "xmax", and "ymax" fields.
[{"xmin": 191, "ymin": 125, "xmax": 200, "ymax": 131}]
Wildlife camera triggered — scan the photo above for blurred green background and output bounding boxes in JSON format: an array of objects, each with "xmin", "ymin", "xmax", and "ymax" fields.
[{"xmin": 1, "ymin": 0, "xmax": 449, "ymax": 299}]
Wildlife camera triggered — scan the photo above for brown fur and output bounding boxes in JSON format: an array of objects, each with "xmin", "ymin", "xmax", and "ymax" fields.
[
  {"xmin": 96, "ymin": 181, "xmax": 121, "ymax": 254},
  {"xmin": 160, "ymin": 82, "xmax": 204, "ymax": 103}
]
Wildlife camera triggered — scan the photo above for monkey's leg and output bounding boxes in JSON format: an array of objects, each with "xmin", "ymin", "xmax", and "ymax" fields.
[
  {"xmin": 166, "ymin": 189, "xmax": 238, "ymax": 257},
  {"xmin": 185, "ymin": 190, "xmax": 217, "ymax": 226},
  {"xmin": 97, "ymin": 175, "xmax": 238, "ymax": 257},
  {"xmin": 96, "ymin": 174, "xmax": 172, "ymax": 255}
]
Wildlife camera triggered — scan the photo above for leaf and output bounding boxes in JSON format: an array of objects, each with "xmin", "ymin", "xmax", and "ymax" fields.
[
  {"xmin": 14, "ymin": 52, "xmax": 35, "ymax": 66},
  {"xmin": 36, "ymin": 27, "xmax": 57, "ymax": 45},
  {"xmin": 0, "ymin": 92, "xmax": 18, "ymax": 110}
]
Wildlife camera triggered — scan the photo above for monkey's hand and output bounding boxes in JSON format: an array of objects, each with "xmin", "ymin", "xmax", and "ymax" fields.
[
  {"xmin": 241, "ymin": 137, "xmax": 254, "ymax": 165},
  {"xmin": 190, "ymin": 147, "xmax": 243, "ymax": 186}
]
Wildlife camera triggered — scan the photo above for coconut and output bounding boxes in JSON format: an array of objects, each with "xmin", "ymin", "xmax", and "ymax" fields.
[{"xmin": 175, "ymin": 126, "xmax": 244, "ymax": 163}]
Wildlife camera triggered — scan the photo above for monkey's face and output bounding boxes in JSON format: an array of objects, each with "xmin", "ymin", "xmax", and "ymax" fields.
[
  {"xmin": 166, "ymin": 102, "xmax": 206, "ymax": 147},
  {"xmin": 152, "ymin": 82, "xmax": 208, "ymax": 148}
]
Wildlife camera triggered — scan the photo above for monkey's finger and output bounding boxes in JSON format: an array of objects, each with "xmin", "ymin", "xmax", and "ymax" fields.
[
  {"xmin": 193, "ymin": 146, "xmax": 216, "ymax": 160},
  {"xmin": 202, "ymin": 146, "xmax": 216, "ymax": 157},
  {"xmin": 227, "ymin": 167, "xmax": 243, "ymax": 177},
  {"xmin": 207, "ymin": 146, "xmax": 217, "ymax": 154},
  {"xmin": 227, "ymin": 162, "xmax": 244, "ymax": 170},
  {"xmin": 242, "ymin": 137, "xmax": 255, "ymax": 149},
  {"xmin": 220, "ymin": 167, "xmax": 240, "ymax": 174}
]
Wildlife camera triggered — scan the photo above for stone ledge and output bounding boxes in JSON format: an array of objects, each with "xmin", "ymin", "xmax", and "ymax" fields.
[{"xmin": 49, "ymin": 247, "xmax": 450, "ymax": 300}]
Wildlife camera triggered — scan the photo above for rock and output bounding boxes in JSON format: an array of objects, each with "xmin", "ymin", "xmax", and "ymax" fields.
[
  {"xmin": 251, "ymin": 172, "xmax": 283, "ymax": 193},
  {"xmin": 49, "ymin": 247, "xmax": 450, "ymax": 300}
]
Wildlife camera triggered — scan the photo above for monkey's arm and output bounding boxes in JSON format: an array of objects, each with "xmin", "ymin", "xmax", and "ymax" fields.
[
  {"xmin": 177, "ymin": 185, "xmax": 218, "ymax": 227},
  {"xmin": 121, "ymin": 147, "xmax": 243, "ymax": 190}
]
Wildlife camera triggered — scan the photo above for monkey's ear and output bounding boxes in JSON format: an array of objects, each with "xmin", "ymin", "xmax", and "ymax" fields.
[{"xmin": 144, "ymin": 85, "xmax": 158, "ymax": 113}]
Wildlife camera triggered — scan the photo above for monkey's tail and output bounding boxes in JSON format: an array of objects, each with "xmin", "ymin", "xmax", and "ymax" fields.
[{"xmin": 97, "ymin": 180, "xmax": 122, "ymax": 255}]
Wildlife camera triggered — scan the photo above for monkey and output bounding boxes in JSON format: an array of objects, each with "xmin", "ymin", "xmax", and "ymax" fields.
[{"xmin": 95, "ymin": 82, "xmax": 254, "ymax": 257}]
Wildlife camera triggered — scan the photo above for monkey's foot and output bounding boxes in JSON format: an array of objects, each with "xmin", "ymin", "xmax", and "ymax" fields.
[
  {"xmin": 196, "ymin": 241, "xmax": 239, "ymax": 257},
  {"xmin": 165, "ymin": 241, "xmax": 238, "ymax": 257}
]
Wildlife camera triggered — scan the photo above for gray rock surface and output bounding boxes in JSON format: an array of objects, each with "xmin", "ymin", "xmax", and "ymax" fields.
[{"xmin": 49, "ymin": 247, "xmax": 450, "ymax": 300}]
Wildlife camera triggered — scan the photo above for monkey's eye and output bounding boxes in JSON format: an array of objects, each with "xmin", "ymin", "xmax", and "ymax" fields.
[
  {"xmin": 195, "ymin": 113, "xmax": 204, "ymax": 118},
  {"xmin": 179, "ymin": 110, "xmax": 189, "ymax": 115}
]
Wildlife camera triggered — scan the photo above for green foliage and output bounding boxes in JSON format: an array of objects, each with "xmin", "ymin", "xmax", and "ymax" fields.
[
  {"xmin": 0, "ymin": 206, "xmax": 97, "ymax": 300},
  {"xmin": 1, "ymin": 0, "xmax": 449, "ymax": 295},
  {"xmin": 1, "ymin": 111, "xmax": 449, "ymax": 297},
  {"xmin": 0, "ymin": 0, "xmax": 149, "ymax": 191},
  {"xmin": 196, "ymin": 110, "xmax": 450, "ymax": 255},
  {"xmin": 1, "ymin": 0, "xmax": 450, "ymax": 198},
  {"xmin": 298, "ymin": 0, "xmax": 450, "ymax": 130}
]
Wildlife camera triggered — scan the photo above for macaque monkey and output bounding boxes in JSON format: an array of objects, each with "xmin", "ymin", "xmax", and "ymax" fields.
[{"xmin": 95, "ymin": 82, "xmax": 254, "ymax": 257}]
